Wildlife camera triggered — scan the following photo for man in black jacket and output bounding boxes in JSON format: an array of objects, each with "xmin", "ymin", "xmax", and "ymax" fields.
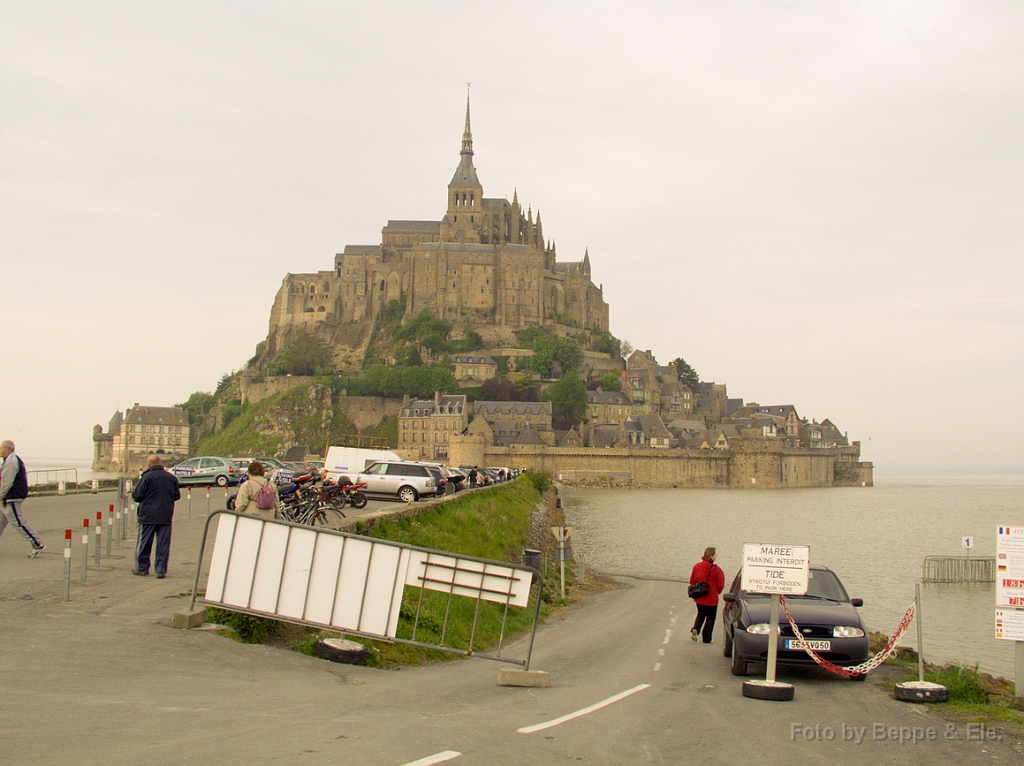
[
  {"xmin": 131, "ymin": 454, "xmax": 180, "ymax": 578},
  {"xmin": 0, "ymin": 440, "xmax": 45, "ymax": 557}
]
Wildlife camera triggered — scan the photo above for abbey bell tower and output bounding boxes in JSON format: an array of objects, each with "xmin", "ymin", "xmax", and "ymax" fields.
[{"xmin": 442, "ymin": 92, "xmax": 484, "ymax": 244}]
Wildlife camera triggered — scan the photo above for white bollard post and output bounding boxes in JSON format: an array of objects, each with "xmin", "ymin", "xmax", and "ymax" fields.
[
  {"xmin": 94, "ymin": 511, "xmax": 102, "ymax": 567},
  {"xmin": 91, "ymin": 479, "xmax": 99, "ymax": 494},
  {"xmin": 57, "ymin": 480, "xmax": 66, "ymax": 495},
  {"xmin": 105, "ymin": 504, "xmax": 113, "ymax": 556},
  {"xmin": 63, "ymin": 530, "xmax": 72, "ymax": 601},
  {"xmin": 81, "ymin": 519, "xmax": 89, "ymax": 582}
]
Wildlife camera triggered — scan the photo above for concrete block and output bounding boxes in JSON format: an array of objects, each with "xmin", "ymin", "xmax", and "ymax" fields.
[
  {"xmin": 497, "ymin": 669, "xmax": 551, "ymax": 688},
  {"xmin": 171, "ymin": 607, "xmax": 207, "ymax": 629}
]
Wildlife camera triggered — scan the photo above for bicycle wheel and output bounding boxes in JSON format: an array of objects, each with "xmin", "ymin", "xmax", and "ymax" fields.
[{"xmin": 315, "ymin": 506, "xmax": 346, "ymax": 525}]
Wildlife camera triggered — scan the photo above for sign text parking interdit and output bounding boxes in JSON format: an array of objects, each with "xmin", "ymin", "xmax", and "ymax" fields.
[{"xmin": 742, "ymin": 543, "xmax": 810, "ymax": 595}]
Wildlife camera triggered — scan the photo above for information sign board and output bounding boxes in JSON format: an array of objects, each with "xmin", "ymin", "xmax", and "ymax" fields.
[
  {"xmin": 741, "ymin": 543, "xmax": 810, "ymax": 595},
  {"xmin": 996, "ymin": 526, "xmax": 1024, "ymax": 608},
  {"xmin": 995, "ymin": 609, "xmax": 1024, "ymax": 641}
]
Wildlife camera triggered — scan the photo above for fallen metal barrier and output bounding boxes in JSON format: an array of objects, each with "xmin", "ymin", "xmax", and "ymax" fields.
[{"xmin": 189, "ymin": 511, "xmax": 544, "ymax": 669}]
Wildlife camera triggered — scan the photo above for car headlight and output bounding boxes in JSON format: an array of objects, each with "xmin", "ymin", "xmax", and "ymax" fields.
[
  {"xmin": 832, "ymin": 626, "xmax": 865, "ymax": 638},
  {"xmin": 745, "ymin": 624, "xmax": 771, "ymax": 634}
]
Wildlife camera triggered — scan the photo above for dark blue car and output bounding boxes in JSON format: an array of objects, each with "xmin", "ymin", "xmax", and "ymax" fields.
[{"xmin": 721, "ymin": 565, "xmax": 870, "ymax": 680}]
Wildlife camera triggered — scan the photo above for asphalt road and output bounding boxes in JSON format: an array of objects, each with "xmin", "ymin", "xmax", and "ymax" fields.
[{"xmin": 1, "ymin": 491, "xmax": 1021, "ymax": 764}]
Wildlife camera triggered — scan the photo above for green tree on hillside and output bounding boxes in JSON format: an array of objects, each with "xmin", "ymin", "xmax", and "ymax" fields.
[
  {"xmin": 672, "ymin": 357, "xmax": 700, "ymax": 390},
  {"xmin": 266, "ymin": 330, "xmax": 334, "ymax": 376},
  {"xmin": 549, "ymin": 373, "xmax": 587, "ymax": 427}
]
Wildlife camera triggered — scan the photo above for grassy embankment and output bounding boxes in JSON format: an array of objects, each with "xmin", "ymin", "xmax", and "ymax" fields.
[
  {"xmin": 208, "ymin": 473, "xmax": 565, "ymax": 667},
  {"xmin": 882, "ymin": 655, "xmax": 1024, "ymax": 731}
]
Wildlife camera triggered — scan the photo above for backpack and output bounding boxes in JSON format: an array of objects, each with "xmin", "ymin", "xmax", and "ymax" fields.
[{"xmin": 255, "ymin": 479, "xmax": 276, "ymax": 511}]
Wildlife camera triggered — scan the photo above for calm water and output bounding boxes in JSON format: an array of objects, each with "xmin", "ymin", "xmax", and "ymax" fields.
[{"xmin": 561, "ymin": 474, "xmax": 1024, "ymax": 679}]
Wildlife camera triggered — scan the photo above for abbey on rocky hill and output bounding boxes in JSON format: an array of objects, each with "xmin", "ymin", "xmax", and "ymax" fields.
[{"xmin": 261, "ymin": 96, "xmax": 611, "ymax": 372}]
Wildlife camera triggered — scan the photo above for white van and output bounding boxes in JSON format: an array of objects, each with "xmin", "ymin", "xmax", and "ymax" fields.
[{"xmin": 323, "ymin": 447, "xmax": 401, "ymax": 483}]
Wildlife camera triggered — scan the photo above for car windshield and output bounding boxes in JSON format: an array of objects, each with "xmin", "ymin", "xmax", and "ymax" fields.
[{"xmin": 740, "ymin": 569, "xmax": 850, "ymax": 602}]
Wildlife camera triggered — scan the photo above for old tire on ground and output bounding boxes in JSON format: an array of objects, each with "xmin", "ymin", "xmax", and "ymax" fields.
[
  {"xmin": 730, "ymin": 642, "xmax": 747, "ymax": 676},
  {"xmin": 742, "ymin": 680, "xmax": 795, "ymax": 701},
  {"xmin": 894, "ymin": 681, "xmax": 949, "ymax": 702},
  {"xmin": 849, "ymin": 671, "xmax": 868, "ymax": 682},
  {"xmin": 397, "ymin": 486, "xmax": 418, "ymax": 504},
  {"xmin": 313, "ymin": 638, "xmax": 370, "ymax": 665}
]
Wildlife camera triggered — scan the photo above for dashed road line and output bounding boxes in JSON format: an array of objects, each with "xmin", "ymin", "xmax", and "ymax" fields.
[
  {"xmin": 517, "ymin": 684, "xmax": 652, "ymax": 734},
  {"xmin": 400, "ymin": 751, "xmax": 461, "ymax": 766}
]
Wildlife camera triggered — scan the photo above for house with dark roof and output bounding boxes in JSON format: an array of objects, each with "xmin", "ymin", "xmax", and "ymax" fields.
[
  {"xmin": 92, "ymin": 403, "xmax": 189, "ymax": 472},
  {"xmin": 398, "ymin": 392, "xmax": 468, "ymax": 461},
  {"xmin": 451, "ymin": 354, "xmax": 497, "ymax": 387}
]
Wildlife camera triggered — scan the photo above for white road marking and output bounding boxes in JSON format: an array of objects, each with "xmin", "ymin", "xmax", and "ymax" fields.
[
  {"xmin": 400, "ymin": 751, "xmax": 461, "ymax": 766},
  {"xmin": 662, "ymin": 630, "xmax": 672, "ymax": 644},
  {"xmin": 518, "ymin": 684, "xmax": 652, "ymax": 734},
  {"xmin": 657, "ymin": 648, "xmax": 665, "ymax": 656},
  {"xmin": 653, "ymin": 662, "xmax": 662, "ymax": 671}
]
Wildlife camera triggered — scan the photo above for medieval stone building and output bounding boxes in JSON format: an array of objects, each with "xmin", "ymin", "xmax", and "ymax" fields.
[
  {"xmin": 92, "ymin": 404, "xmax": 190, "ymax": 473},
  {"xmin": 261, "ymin": 96, "xmax": 610, "ymax": 371}
]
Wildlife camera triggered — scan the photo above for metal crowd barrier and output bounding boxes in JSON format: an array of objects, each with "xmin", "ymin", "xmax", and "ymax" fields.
[
  {"xmin": 190, "ymin": 510, "xmax": 544, "ymax": 669},
  {"xmin": 922, "ymin": 555, "xmax": 995, "ymax": 583}
]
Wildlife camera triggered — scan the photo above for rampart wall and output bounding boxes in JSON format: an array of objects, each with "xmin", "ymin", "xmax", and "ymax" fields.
[{"xmin": 450, "ymin": 436, "xmax": 872, "ymax": 488}]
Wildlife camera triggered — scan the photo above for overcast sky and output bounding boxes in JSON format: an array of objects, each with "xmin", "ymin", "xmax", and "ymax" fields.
[{"xmin": 2, "ymin": 1, "xmax": 1021, "ymax": 471}]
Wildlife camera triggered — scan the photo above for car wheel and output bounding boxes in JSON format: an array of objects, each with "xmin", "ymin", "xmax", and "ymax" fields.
[
  {"xmin": 722, "ymin": 625, "xmax": 733, "ymax": 658},
  {"xmin": 730, "ymin": 641, "xmax": 747, "ymax": 676},
  {"xmin": 216, "ymin": 475, "xmax": 229, "ymax": 487},
  {"xmin": 398, "ymin": 486, "xmax": 418, "ymax": 503}
]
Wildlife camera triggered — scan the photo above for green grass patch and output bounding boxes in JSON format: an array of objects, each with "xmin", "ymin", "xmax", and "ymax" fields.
[{"xmin": 361, "ymin": 478, "xmax": 548, "ymax": 666}]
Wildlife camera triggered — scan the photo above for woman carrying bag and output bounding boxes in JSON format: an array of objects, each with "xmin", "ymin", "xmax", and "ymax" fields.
[
  {"xmin": 234, "ymin": 461, "xmax": 281, "ymax": 520},
  {"xmin": 689, "ymin": 546, "xmax": 725, "ymax": 644}
]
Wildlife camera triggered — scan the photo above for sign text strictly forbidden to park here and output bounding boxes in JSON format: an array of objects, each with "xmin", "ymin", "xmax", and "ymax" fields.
[{"xmin": 741, "ymin": 544, "xmax": 810, "ymax": 595}]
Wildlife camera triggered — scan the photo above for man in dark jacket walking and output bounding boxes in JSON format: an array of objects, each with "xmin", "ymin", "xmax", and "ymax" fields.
[
  {"xmin": 0, "ymin": 440, "xmax": 45, "ymax": 557},
  {"xmin": 132, "ymin": 454, "xmax": 180, "ymax": 578}
]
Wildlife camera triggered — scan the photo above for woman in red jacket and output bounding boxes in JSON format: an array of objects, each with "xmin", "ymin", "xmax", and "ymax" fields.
[{"xmin": 689, "ymin": 546, "xmax": 726, "ymax": 644}]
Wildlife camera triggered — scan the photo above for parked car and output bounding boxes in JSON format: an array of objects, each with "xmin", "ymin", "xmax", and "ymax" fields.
[
  {"xmin": 170, "ymin": 456, "xmax": 240, "ymax": 487},
  {"xmin": 351, "ymin": 460, "xmax": 443, "ymax": 503},
  {"xmin": 721, "ymin": 565, "xmax": 869, "ymax": 679}
]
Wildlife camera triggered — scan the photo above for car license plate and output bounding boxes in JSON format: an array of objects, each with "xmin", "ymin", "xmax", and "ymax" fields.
[{"xmin": 785, "ymin": 639, "xmax": 830, "ymax": 651}]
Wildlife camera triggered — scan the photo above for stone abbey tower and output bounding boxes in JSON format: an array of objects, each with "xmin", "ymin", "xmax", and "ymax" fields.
[{"xmin": 260, "ymin": 95, "xmax": 611, "ymax": 371}]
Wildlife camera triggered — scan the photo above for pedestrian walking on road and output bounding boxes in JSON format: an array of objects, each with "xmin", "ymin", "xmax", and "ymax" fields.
[
  {"xmin": 689, "ymin": 546, "xmax": 725, "ymax": 644},
  {"xmin": 0, "ymin": 440, "xmax": 45, "ymax": 557},
  {"xmin": 468, "ymin": 466, "xmax": 478, "ymax": 489},
  {"xmin": 132, "ymin": 454, "xmax": 180, "ymax": 578}
]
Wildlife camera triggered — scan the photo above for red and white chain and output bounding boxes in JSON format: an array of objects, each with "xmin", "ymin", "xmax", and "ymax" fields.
[{"xmin": 778, "ymin": 595, "xmax": 916, "ymax": 677}]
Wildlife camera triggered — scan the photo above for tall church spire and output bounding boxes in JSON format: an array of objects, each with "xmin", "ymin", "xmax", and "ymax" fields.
[
  {"xmin": 449, "ymin": 85, "xmax": 481, "ymax": 190},
  {"xmin": 461, "ymin": 88, "xmax": 473, "ymax": 157}
]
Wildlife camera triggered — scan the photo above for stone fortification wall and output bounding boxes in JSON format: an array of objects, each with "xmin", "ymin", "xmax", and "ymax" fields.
[
  {"xmin": 450, "ymin": 435, "xmax": 871, "ymax": 489},
  {"xmin": 240, "ymin": 375, "xmax": 314, "ymax": 404}
]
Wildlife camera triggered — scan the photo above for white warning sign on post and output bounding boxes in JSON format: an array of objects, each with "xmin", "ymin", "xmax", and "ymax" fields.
[{"xmin": 741, "ymin": 543, "xmax": 810, "ymax": 595}]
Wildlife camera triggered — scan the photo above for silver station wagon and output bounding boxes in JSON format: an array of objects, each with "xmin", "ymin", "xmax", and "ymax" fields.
[{"xmin": 353, "ymin": 461, "xmax": 443, "ymax": 503}]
